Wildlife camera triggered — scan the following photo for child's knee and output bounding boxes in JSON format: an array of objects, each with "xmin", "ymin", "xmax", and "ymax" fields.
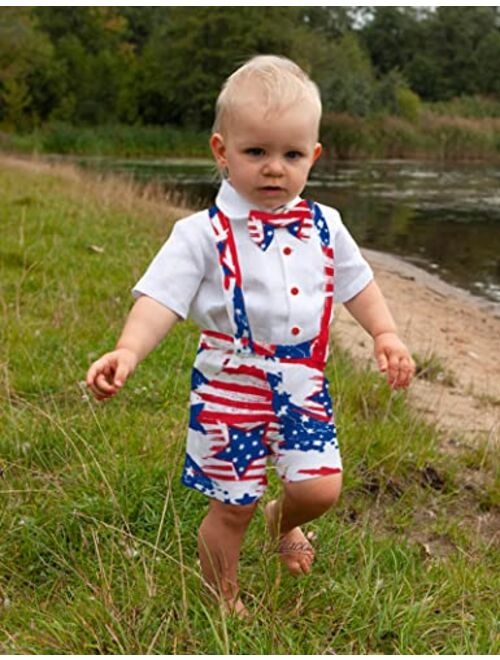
[
  {"xmin": 286, "ymin": 473, "xmax": 342, "ymax": 515},
  {"xmin": 209, "ymin": 499, "xmax": 258, "ymax": 530}
]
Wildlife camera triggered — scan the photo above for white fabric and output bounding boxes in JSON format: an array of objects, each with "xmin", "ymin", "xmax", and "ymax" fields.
[{"xmin": 132, "ymin": 180, "xmax": 373, "ymax": 345}]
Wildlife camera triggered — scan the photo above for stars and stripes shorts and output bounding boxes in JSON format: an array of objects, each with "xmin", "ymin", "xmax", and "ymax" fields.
[{"xmin": 181, "ymin": 332, "xmax": 342, "ymax": 505}]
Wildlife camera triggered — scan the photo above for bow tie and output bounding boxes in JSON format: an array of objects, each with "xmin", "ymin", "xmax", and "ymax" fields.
[{"xmin": 248, "ymin": 201, "xmax": 313, "ymax": 251}]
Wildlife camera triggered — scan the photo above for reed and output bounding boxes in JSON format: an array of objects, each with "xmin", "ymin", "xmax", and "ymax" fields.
[{"xmin": 320, "ymin": 112, "xmax": 500, "ymax": 161}]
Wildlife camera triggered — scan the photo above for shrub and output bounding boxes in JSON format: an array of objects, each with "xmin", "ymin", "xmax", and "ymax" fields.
[{"xmin": 320, "ymin": 113, "xmax": 375, "ymax": 160}]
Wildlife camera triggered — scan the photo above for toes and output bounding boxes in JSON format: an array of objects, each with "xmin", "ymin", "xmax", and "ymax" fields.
[{"xmin": 287, "ymin": 560, "xmax": 303, "ymax": 577}]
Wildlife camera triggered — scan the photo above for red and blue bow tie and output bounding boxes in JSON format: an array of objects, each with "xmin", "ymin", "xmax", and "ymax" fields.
[{"xmin": 248, "ymin": 201, "xmax": 313, "ymax": 251}]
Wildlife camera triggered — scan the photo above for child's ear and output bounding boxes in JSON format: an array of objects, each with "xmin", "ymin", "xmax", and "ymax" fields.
[
  {"xmin": 312, "ymin": 142, "xmax": 323, "ymax": 164},
  {"xmin": 210, "ymin": 133, "xmax": 227, "ymax": 168}
]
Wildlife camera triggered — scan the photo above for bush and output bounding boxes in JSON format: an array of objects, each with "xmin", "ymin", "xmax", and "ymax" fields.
[
  {"xmin": 370, "ymin": 116, "xmax": 422, "ymax": 159},
  {"xmin": 320, "ymin": 113, "xmax": 375, "ymax": 160},
  {"xmin": 424, "ymin": 114, "xmax": 498, "ymax": 160},
  {"xmin": 428, "ymin": 95, "xmax": 500, "ymax": 119}
]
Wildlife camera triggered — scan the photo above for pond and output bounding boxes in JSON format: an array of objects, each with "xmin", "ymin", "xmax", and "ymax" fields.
[{"xmin": 79, "ymin": 157, "xmax": 500, "ymax": 304}]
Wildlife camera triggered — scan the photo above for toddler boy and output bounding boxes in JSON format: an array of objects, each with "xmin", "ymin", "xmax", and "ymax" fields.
[{"xmin": 87, "ymin": 55, "xmax": 415, "ymax": 616}]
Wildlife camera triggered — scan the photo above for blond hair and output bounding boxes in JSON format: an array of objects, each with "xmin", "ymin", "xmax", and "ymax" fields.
[{"xmin": 213, "ymin": 55, "xmax": 322, "ymax": 135}]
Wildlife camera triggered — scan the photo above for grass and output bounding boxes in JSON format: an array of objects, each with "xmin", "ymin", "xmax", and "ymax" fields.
[
  {"xmin": 1, "ymin": 155, "xmax": 499, "ymax": 653},
  {"xmin": 320, "ymin": 111, "xmax": 500, "ymax": 161},
  {"xmin": 413, "ymin": 350, "xmax": 456, "ymax": 387},
  {"xmin": 1, "ymin": 123, "xmax": 210, "ymax": 159}
]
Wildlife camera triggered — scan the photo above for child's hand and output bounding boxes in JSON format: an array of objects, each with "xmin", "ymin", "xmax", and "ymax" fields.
[
  {"xmin": 86, "ymin": 348, "xmax": 138, "ymax": 400},
  {"xmin": 374, "ymin": 332, "xmax": 415, "ymax": 389}
]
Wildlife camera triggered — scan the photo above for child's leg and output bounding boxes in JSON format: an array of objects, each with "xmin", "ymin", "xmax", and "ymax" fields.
[
  {"xmin": 198, "ymin": 498, "xmax": 258, "ymax": 614},
  {"xmin": 265, "ymin": 474, "xmax": 342, "ymax": 575}
]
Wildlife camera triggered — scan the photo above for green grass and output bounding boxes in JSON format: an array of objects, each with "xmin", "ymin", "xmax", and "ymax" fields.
[
  {"xmin": 2, "ymin": 122, "xmax": 210, "ymax": 158},
  {"xmin": 1, "ymin": 156, "xmax": 499, "ymax": 653}
]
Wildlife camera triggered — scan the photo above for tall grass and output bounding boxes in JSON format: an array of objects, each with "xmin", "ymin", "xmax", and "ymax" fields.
[
  {"xmin": 320, "ymin": 112, "xmax": 500, "ymax": 161},
  {"xmin": 2, "ymin": 122, "xmax": 210, "ymax": 158},
  {"xmin": 0, "ymin": 156, "xmax": 499, "ymax": 653}
]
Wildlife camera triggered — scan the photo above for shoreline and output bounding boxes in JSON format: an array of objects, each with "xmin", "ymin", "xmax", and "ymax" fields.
[
  {"xmin": 334, "ymin": 248, "xmax": 500, "ymax": 445},
  {"xmin": 362, "ymin": 247, "xmax": 500, "ymax": 319}
]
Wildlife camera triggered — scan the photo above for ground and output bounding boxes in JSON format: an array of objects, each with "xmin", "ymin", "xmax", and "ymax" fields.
[{"xmin": 334, "ymin": 248, "xmax": 500, "ymax": 448}]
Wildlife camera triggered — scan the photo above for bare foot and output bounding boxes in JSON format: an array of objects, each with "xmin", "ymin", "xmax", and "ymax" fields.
[
  {"xmin": 201, "ymin": 579, "xmax": 250, "ymax": 619},
  {"xmin": 221, "ymin": 596, "xmax": 250, "ymax": 619},
  {"xmin": 264, "ymin": 500, "xmax": 315, "ymax": 576}
]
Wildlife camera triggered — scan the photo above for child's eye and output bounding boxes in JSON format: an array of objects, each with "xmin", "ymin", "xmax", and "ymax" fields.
[
  {"xmin": 244, "ymin": 148, "xmax": 265, "ymax": 156},
  {"xmin": 286, "ymin": 150, "xmax": 304, "ymax": 160}
]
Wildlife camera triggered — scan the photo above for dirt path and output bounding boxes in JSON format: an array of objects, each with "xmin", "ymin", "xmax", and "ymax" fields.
[{"xmin": 333, "ymin": 249, "xmax": 500, "ymax": 447}]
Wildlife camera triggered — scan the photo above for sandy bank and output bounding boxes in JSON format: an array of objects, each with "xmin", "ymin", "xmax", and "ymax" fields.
[{"xmin": 334, "ymin": 249, "xmax": 500, "ymax": 447}]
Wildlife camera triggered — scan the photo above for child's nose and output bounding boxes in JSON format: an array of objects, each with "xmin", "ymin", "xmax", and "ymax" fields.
[{"xmin": 263, "ymin": 157, "xmax": 284, "ymax": 176}]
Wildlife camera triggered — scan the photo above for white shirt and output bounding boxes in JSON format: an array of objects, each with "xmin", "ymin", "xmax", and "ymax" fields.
[{"xmin": 133, "ymin": 180, "xmax": 373, "ymax": 345}]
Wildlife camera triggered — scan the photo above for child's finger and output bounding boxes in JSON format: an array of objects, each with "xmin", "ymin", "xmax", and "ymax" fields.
[
  {"xmin": 387, "ymin": 354, "xmax": 401, "ymax": 386},
  {"xmin": 86, "ymin": 357, "xmax": 111, "ymax": 386},
  {"xmin": 114, "ymin": 361, "xmax": 131, "ymax": 388},
  {"xmin": 390, "ymin": 356, "xmax": 415, "ymax": 389},
  {"xmin": 376, "ymin": 351, "xmax": 389, "ymax": 374}
]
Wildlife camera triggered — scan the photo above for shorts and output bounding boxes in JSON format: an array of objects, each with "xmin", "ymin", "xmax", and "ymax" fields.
[{"xmin": 181, "ymin": 334, "xmax": 342, "ymax": 505}]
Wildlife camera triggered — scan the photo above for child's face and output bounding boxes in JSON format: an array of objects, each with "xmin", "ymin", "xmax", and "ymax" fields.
[{"xmin": 210, "ymin": 100, "xmax": 322, "ymax": 210}]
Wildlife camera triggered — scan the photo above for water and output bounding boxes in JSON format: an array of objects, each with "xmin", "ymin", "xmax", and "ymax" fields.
[{"xmin": 79, "ymin": 157, "xmax": 500, "ymax": 304}]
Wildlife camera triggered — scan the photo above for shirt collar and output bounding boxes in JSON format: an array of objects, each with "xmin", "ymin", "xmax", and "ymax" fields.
[{"xmin": 215, "ymin": 179, "xmax": 303, "ymax": 219}]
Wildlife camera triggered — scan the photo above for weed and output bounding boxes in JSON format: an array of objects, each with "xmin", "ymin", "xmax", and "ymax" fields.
[{"xmin": 413, "ymin": 350, "xmax": 456, "ymax": 387}]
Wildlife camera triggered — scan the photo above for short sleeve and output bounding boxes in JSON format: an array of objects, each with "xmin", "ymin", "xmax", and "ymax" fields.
[
  {"xmin": 132, "ymin": 214, "xmax": 207, "ymax": 319},
  {"xmin": 322, "ymin": 205, "xmax": 374, "ymax": 304}
]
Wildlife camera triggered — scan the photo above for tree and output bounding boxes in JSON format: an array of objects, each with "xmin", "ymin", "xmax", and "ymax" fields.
[
  {"xmin": 32, "ymin": 7, "xmax": 139, "ymax": 125},
  {"xmin": 360, "ymin": 7, "xmax": 423, "ymax": 77},
  {"xmin": 476, "ymin": 30, "xmax": 500, "ymax": 95},
  {"xmin": 0, "ymin": 7, "xmax": 53, "ymax": 129},
  {"xmin": 298, "ymin": 7, "xmax": 359, "ymax": 39},
  {"xmin": 137, "ymin": 7, "xmax": 302, "ymax": 128},
  {"xmin": 314, "ymin": 33, "xmax": 376, "ymax": 116},
  {"xmin": 425, "ymin": 7, "xmax": 499, "ymax": 99}
]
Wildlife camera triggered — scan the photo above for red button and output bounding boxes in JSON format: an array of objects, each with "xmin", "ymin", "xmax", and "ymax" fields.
[
  {"xmin": 291, "ymin": 287, "xmax": 299, "ymax": 296},
  {"xmin": 291, "ymin": 326, "xmax": 301, "ymax": 336},
  {"xmin": 283, "ymin": 246, "xmax": 292, "ymax": 255}
]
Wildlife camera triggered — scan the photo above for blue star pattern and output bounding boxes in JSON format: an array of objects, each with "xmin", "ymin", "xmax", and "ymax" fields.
[
  {"xmin": 189, "ymin": 402, "xmax": 206, "ymax": 433},
  {"xmin": 309, "ymin": 200, "xmax": 330, "ymax": 247},
  {"xmin": 191, "ymin": 367, "xmax": 208, "ymax": 390},
  {"xmin": 232, "ymin": 286, "xmax": 253, "ymax": 349},
  {"xmin": 307, "ymin": 377, "xmax": 334, "ymax": 419},
  {"xmin": 267, "ymin": 372, "xmax": 337, "ymax": 452},
  {"xmin": 182, "ymin": 454, "xmax": 217, "ymax": 496},
  {"xmin": 273, "ymin": 339, "xmax": 313, "ymax": 360},
  {"xmin": 261, "ymin": 224, "xmax": 276, "ymax": 251},
  {"xmin": 259, "ymin": 220, "xmax": 303, "ymax": 251},
  {"xmin": 212, "ymin": 424, "xmax": 268, "ymax": 477}
]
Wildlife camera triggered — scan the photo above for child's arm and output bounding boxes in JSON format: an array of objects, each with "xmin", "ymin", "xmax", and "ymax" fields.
[
  {"xmin": 343, "ymin": 280, "xmax": 415, "ymax": 389},
  {"xmin": 86, "ymin": 295, "xmax": 180, "ymax": 400}
]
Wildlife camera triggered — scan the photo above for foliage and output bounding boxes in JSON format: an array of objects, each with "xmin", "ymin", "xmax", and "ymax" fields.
[
  {"xmin": 315, "ymin": 33, "xmax": 377, "ymax": 117},
  {"xmin": 2, "ymin": 7, "xmax": 500, "ymax": 135},
  {"xmin": 0, "ymin": 158, "xmax": 499, "ymax": 653},
  {"xmin": 4, "ymin": 122, "xmax": 209, "ymax": 157},
  {"xmin": 361, "ymin": 7, "xmax": 500, "ymax": 102},
  {"xmin": 0, "ymin": 8, "xmax": 53, "ymax": 130}
]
